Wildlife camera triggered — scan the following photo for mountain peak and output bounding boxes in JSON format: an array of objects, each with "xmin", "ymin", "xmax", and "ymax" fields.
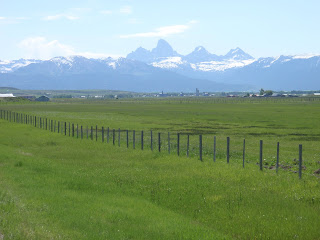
[
  {"xmin": 225, "ymin": 48, "xmax": 253, "ymax": 60},
  {"xmin": 194, "ymin": 46, "xmax": 208, "ymax": 53},
  {"xmin": 151, "ymin": 39, "xmax": 179, "ymax": 58}
]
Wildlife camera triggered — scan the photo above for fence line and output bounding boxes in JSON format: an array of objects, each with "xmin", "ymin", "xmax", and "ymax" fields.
[{"xmin": 0, "ymin": 109, "xmax": 305, "ymax": 179}]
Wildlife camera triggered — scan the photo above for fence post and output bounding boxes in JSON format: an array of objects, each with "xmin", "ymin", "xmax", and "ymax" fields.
[
  {"xmin": 46, "ymin": 119, "xmax": 48, "ymax": 130},
  {"xmin": 187, "ymin": 134, "xmax": 190, "ymax": 157},
  {"xmin": 151, "ymin": 130, "xmax": 153, "ymax": 151},
  {"xmin": 276, "ymin": 142, "xmax": 280, "ymax": 173},
  {"xmin": 118, "ymin": 128, "xmax": 121, "ymax": 147},
  {"xmin": 71, "ymin": 123, "xmax": 74, "ymax": 137},
  {"xmin": 58, "ymin": 121, "xmax": 60, "ymax": 133},
  {"xmin": 299, "ymin": 144, "xmax": 302, "ymax": 179},
  {"xmin": 35, "ymin": 116, "xmax": 37, "ymax": 127},
  {"xmin": 177, "ymin": 133, "xmax": 180, "ymax": 156},
  {"xmin": 243, "ymin": 139, "xmax": 245, "ymax": 168},
  {"xmin": 227, "ymin": 137, "xmax": 230, "ymax": 163},
  {"xmin": 168, "ymin": 132, "xmax": 170, "ymax": 154},
  {"xmin": 213, "ymin": 136, "xmax": 216, "ymax": 162},
  {"xmin": 86, "ymin": 126, "xmax": 88, "ymax": 139},
  {"xmin": 133, "ymin": 130, "xmax": 135, "ymax": 149},
  {"xmin": 54, "ymin": 120, "xmax": 56, "ymax": 132},
  {"xmin": 81, "ymin": 126, "xmax": 83, "ymax": 139},
  {"xmin": 77, "ymin": 124, "xmax": 79, "ymax": 138},
  {"xmin": 260, "ymin": 140, "xmax": 263, "ymax": 171},
  {"xmin": 112, "ymin": 129, "xmax": 115, "ymax": 145},
  {"xmin": 141, "ymin": 131, "xmax": 144, "ymax": 150},
  {"xmin": 126, "ymin": 130, "xmax": 129, "ymax": 148},
  {"xmin": 64, "ymin": 122, "xmax": 66, "ymax": 135},
  {"xmin": 199, "ymin": 135, "xmax": 202, "ymax": 161},
  {"xmin": 96, "ymin": 125, "xmax": 98, "ymax": 141},
  {"xmin": 69, "ymin": 122, "xmax": 70, "ymax": 136},
  {"xmin": 158, "ymin": 132, "xmax": 161, "ymax": 152},
  {"xmin": 91, "ymin": 126, "xmax": 93, "ymax": 140},
  {"xmin": 102, "ymin": 127, "xmax": 104, "ymax": 142}
]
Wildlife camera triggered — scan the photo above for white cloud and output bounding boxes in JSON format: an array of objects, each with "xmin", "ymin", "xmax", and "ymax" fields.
[
  {"xmin": 100, "ymin": 10, "xmax": 112, "ymax": 15},
  {"xmin": 44, "ymin": 14, "xmax": 79, "ymax": 21},
  {"xmin": 18, "ymin": 37, "xmax": 122, "ymax": 60},
  {"xmin": 120, "ymin": 6, "xmax": 132, "ymax": 14},
  {"xmin": 19, "ymin": 37, "xmax": 75, "ymax": 59},
  {"xmin": 120, "ymin": 23, "xmax": 191, "ymax": 38},
  {"xmin": 0, "ymin": 17, "xmax": 6, "ymax": 20}
]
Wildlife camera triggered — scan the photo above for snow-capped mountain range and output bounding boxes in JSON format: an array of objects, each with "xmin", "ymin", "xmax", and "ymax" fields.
[{"xmin": 0, "ymin": 39, "xmax": 320, "ymax": 91}]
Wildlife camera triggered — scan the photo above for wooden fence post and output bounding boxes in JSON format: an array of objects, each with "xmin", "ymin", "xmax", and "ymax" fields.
[
  {"xmin": 96, "ymin": 125, "xmax": 98, "ymax": 141},
  {"xmin": 260, "ymin": 140, "xmax": 263, "ymax": 171},
  {"xmin": 118, "ymin": 128, "xmax": 120, "ymax": 147},
  {"xmin": 158, "ymin": 132, "xmax": 161, "ymax": 152},
  {"xmin": 199, "ymin": 135, "xmax": 202, "ymax": 161},
  {"xmin": 141, "ymin": 131, "xmax": 144, "ymax": 150},
  {"xmin": 299, "ymin": 144, "xmax": 302, "ymax": 179},
  {"xmin": 243, "ymin": 139, "xmax": 245, "ymax": 168},
  {"xmin": 58, "ymin": 121, "xmax": 60, "ymax": 133},
  {"xmin": 213, "ymin": 136, "xmax": 216, "ymax": 162},
  {"xmin": 64, "ymin": 122, "xmax": 66, "ymax": 135},
  {"xmin": 187, "ymin": 134, "xmax": 190, "ymax": 157},
  {"xmin": 151, "ymin": 130, "xmax": 153, "ymax": 151},
  {"xmin": 227, "ymin": 137, "xmax": 230, "ymax": 163},
  {"xmin": 102, "ymin": 127, "xmax": 104, "ymax": 142},
  {"xmin": 91, "ymin": 126, "xmax": 93, "ymax": 140},
  {"xmin": 177, "ymin": 133, "xmax": 180, "ymax": 156},
  {"xmin": 81, "ymin": 126, "xmax": 83, "ymax": 139},
  {"xmin": 126, "ymin": 130, "xmax": 129, "ymax": 148},
  {"xmin": 276, "ymin": 142, "xmax": 280, "ymax": 173},
  {"xmin": 113, "ymin": 129, "xmax": 115, "ymax": 145},
  {"xmin": 168, "ymin": 132, "xmax": 170, "ymax": 154}
]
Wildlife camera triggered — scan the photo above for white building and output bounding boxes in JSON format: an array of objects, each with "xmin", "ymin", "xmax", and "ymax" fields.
[{"xmin": 0, "ymin": 93, "xmax": 15, "ymax": 97}]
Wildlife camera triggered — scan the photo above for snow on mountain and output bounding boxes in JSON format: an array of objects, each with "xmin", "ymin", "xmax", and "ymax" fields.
[
  {"xmin": 223, "ymin": 47, "xmax": 254, "ymax": 61},
  {"xmin": 0, "ymin": 59, "xmax": 41, "ymax": 73},
  {"xmin": 191, "ymin": 59, "xmax": 256, "ymax": 72},
  {"xmin": 152, "ymin": 57, "xmax": 185, "ymax": 69}
]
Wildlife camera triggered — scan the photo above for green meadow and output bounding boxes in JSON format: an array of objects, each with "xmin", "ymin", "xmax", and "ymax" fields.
[{"xmin": 0, "ymin": 97, "xmax": 320, "ymax": 239}]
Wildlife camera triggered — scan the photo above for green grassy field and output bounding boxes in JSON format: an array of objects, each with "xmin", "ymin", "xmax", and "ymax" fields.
[{"xmin": 0, "ymin": 97, "xmax": 320, "ymax": 239}]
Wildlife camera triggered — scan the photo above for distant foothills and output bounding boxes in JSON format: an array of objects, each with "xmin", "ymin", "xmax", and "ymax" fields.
[{"xmin": 0, "ymin": 39, "xmax": 320, "ymax": 92}]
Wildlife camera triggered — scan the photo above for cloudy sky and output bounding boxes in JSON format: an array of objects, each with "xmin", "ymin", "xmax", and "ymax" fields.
[{"xmin": 1, "ymin": 0, "xmax": 320, "ymax": 60}]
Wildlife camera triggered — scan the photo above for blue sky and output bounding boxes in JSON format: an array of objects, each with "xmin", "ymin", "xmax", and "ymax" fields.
[{"xmin": 1, "ymin": 0, "xmax": 320, "ymax": 60}]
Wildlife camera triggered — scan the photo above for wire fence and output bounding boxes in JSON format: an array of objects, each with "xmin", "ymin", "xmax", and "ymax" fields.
[{"xmin": 0, "ymin": 109, "xmax": 307, "ymax": 179}]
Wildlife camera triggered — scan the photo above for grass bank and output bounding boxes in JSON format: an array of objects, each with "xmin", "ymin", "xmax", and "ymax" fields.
[{"xmin": 0, "ymin": 120, "xmax": 319, "ymax": 239}]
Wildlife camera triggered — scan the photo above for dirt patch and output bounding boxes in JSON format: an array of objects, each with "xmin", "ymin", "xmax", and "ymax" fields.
[{"xmin": 314, "ymin": 169, "xmax": 320, "ymax": 175}]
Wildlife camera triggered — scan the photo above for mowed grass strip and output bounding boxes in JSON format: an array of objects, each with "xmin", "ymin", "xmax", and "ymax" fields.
[{"xmin": 0, "ymin": 120, "xmax": 319, "ymax": 239}]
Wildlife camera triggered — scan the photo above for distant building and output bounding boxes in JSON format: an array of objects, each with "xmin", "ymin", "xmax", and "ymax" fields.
[
  {"xmin": 196, "ymin": 88, "xmax": 200, "ymax": 96},
  {"xmin": 314, "ymin": 93, "xmax": 320, "ymax": 96},
  {"xmin": 159, "ymin": 91, "xmax": 167, "ymax": 97},
  {"xmin": 0, "ymin": 93, "xmax": 15, "ymax": 97},
  {"xmin": 35, "ymin": 96, "xmax": 50, "ymax": 102}
]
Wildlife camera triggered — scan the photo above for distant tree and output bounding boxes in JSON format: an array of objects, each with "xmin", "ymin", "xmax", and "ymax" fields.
[
  {"xmin": 265, "ymin": 90, "xmax": 273, "ymax": 96},
  {"xmin": 259, "ymin": 88, "xmax": 265, "ymax": 95}
]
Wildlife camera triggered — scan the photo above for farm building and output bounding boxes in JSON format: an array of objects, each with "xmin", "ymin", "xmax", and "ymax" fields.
[{"xmin": 0, "ymin": 93, "xmax": 15, "ymax": 97}]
